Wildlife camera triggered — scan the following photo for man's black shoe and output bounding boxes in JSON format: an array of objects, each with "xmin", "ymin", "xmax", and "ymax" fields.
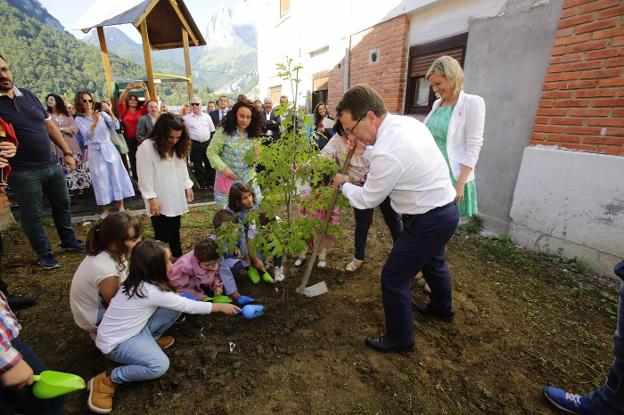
[
  {"xmin": 7, "ymin": 295, "xmax": 37, "ymax": 311},
  {"xmin": 364, "ymin": 335, "xmax": 414, "ymax": 353},
  {"xmin": 412, "ymin": 300, "xmax": 454, "ymax": 320}
]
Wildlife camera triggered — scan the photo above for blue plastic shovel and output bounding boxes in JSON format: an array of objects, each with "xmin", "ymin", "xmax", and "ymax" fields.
[{"xmin": 240, "ymin": 304, "xmax": 264, "ymax": 319}]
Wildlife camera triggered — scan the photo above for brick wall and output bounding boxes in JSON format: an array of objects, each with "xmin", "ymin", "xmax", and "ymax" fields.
[
  {"xmin": 327, "ymin": 15, "xmax": 410, "ymax": 115},
  {"xmin": 530, "ymin": 0, "xmax": 624, "ymax": 156},
  {"xmin": 327, "ymin": 59, "xmax": 344, "ymax": 116}
]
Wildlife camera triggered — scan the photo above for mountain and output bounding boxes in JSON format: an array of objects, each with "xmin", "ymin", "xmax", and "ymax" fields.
[
  {"xmin": 0, "ymin": 0, "xmax": 143, "ymax": 102},
  {"xmin": 80, "ymin": 6, "xmax": 259, "ymax": 98},
  {"xmin": 0, "ymin": 0, "xmax": 64, "ymax": 32}
]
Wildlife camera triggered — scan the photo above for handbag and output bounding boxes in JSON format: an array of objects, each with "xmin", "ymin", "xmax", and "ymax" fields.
[
  {"xmin": 215, "ymin": 174, "xmax": 234, "ymax": 194},
  {"xmin": 108, "ymin": 124, "xmax": 129, "ymax": 154},
  {"xmin": 116, "ymin": 109, "xmax": 127, "ymax": 135}
]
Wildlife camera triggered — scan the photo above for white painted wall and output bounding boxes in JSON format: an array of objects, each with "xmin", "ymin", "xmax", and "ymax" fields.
[
  {"xmin": 510, "ymin": 146, "xmax": 624, "ymax": 276},
  {"xmin": 407, "ymin": 0, "xmax": 506, "ymax": 45},
  {"xmin": 254, "ymin": 0, "xmax": 506, "ymax": 108}
]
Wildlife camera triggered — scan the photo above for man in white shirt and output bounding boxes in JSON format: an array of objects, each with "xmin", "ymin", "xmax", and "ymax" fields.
[
  {"xmin": 332, "ymin": 84, "xmax": 459, "ymax": 353},
  {"xmin": 183, "ymin": 97, "xmax": 215, "ymax": 189}
]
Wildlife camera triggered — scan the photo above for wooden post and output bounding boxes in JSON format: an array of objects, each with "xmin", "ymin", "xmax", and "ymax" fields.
[
  {"xmin": 139, "ymin": 20, "xmax": 157, "ymax": 100},
  {"xmin": 182, "ymin": 28, "xmax": 193, "ymax": 102},
  {"xmin": 96, "ymin": 27, "xmax": 115, "ymax": 111}
]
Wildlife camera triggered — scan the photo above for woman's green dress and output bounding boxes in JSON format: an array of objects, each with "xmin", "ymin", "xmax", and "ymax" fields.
[{"xmin": 426, "ymin": 106, "xmax": 478, "ymax": 217}]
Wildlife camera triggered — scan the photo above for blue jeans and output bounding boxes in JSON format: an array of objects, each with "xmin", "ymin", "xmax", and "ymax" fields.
[
  {"xmin": 0, "ymin": 339, "xmax": 65, "ymax": 415},
  {"xmin": 380, "ymin": 202, "xmax": 458, "ymax": 343},
  {"xmin": 589, "ymin": 266, "xmax": 624, "ymax": 413},
  {"xmin": 8, "ymin": 165, "xmax": 78, "ymax": 258},
  {"xmin": 106, "ymin": 307, "xmax": 181, "ymax": 384},
  {"xmin": 353, "ymin": 196, "xmax": 403, "ymax": 260}
]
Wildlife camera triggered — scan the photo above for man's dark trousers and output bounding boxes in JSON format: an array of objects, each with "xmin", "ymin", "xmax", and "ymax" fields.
[
  {"xmin": 381, "ymin": 202, "xmax": 459, "ymax": 344},
  {"xmin": 8, "ymin": 164, "xmax": 78, "ymax": 258},
  {"xmin": 190, "ymin": 140, "xmax": 214, "ymax": 188}
]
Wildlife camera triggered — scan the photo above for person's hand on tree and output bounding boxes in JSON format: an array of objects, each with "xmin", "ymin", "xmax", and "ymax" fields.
[
  {"xmin": 0, "ymin": 359, "xmax": 34, "ymax": 389},
  {"xmin": 332, "ymin": 173, "xmax": 350, "ymax": 190},
  {"xmin": 223, "ymin": 167, "xmax": 237, "ymax": 181}
]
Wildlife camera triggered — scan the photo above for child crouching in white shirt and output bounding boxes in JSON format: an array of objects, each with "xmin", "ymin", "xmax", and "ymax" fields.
[{"xmin": 88, "ymin": 239, "xmax": 239, "ymax": 414}]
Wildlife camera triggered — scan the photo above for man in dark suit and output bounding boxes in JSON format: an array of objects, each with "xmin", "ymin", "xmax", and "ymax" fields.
[
  {"xmin": 209, "ymin": 95, "xmax": 229, "ymax": 129},
  {"xmin": 136, "ymin": 100, "xmax": 159, "ymax": 143}
]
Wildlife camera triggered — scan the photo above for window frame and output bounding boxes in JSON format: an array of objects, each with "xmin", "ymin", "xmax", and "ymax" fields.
[{"xmin": 404, "ymin": 33, "xmax": 468, "ymax": 115}]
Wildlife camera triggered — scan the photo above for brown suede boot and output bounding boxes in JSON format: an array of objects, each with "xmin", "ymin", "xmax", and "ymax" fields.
[{"xmin": 87, "ymin": 371, "xmax": 116, "ymax": 414}]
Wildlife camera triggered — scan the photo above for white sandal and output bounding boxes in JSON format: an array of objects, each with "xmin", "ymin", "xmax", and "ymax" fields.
[{"xmin": 345, "ymin": 259, "xmax": 363, "ymax": 272}]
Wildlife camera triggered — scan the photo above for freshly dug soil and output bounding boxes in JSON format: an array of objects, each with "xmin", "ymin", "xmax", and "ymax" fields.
[{"xmin": 4, "ymin": 206, "xmax": 616, "ymax": 414}]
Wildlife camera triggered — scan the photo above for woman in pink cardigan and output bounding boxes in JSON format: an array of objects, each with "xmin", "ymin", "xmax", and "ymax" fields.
[{"xmin": 168, "ymin": 238, "xmax": 223, "ymax": 300}]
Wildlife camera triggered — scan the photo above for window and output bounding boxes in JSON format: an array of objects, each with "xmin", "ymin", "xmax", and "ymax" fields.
[
  {"xmin": 404, "ymin": 33, "xmax": 468, "ymax": 115},
  {"xmin": 312, "ymin": 76, "xmax": 329, "ymax": 112},
  {"xmin": 269, "ymin": 85, "xmax": 282, "ymax": 105},
  {"xmin": 280, "ymin": 0, "xmax": 290, "ymax": 18}
]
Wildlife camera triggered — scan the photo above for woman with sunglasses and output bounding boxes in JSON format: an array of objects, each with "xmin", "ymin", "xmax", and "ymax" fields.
[
  {"xmin": 117, "ymin": 82, "xmax": 151, "ymax": 181},
  {"xmin": 74, "ymin": 91, "xmax": 135, "ymax": 219}
]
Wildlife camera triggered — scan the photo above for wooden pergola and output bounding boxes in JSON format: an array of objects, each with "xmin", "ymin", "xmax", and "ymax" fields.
[{"xmin": 76, "ymin": 0, "xmax": 206, "ymax": 105}]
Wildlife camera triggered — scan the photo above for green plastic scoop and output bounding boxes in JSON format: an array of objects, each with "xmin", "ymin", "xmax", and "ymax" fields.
[
  {"xmin": 32, "ymin": 370, "xmax": 86, "ymax": 399},
  {"xmin": 202, "ymin": 294, "xmax": 232, "ymax": 303}
]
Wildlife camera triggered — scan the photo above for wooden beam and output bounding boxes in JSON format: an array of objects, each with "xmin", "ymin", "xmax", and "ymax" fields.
[
  {"xmin": 133, "ymin": 0, "xmax": 159, "ymax": 29},
  {"xmin": 182, "ymin": 28, "xmax": 193, "ymax": 102},
  {"xmin": 139, "ymin": 20, "xmax": 157, "ymax": 100},
  {"xmin": 168, "ymin": 0, "xmax": 199, "ymax": 46},
  {"xmin": 96, "ymin": 27, "xmax": 115, "ymax": 112}
]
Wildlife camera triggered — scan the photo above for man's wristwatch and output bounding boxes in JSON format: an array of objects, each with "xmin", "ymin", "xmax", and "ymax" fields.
[{"xmin": 338, "ymin": 182, "xmax": 345, "ymax": 192}]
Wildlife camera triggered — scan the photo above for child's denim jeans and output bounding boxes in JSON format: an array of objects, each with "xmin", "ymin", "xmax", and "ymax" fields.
[{"xmin": 106, "ymin": 307, "xmax": 181, "ymax": 384}]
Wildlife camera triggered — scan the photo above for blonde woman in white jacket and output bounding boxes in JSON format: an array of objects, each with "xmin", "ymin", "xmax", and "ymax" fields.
[{"xmin": 424, "ymin": 55, "xmax": 485, "ymax": 218}]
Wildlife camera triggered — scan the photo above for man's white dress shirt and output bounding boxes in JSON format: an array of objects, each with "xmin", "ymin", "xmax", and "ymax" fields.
[
  {"xmin": 342, "ymin": 113, "xmax": 455, "ymax": 215},
  {"xmin": 184, "ymin": 112, "xmax": 215, "ymax": 143}
]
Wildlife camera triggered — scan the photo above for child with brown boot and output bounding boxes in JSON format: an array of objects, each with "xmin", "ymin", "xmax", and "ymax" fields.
[{"xmin": 88, "ymin": 240, "xmax": 239, "ymax": 413}]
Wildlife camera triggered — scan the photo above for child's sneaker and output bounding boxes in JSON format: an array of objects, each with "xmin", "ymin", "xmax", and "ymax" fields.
[
  {"xmin": 294, "ymin": 256, "xmax": 306, "ymax": 267},
  {"xmin": 345, "ymin": 259, "xmax": 363, "ymax": 272},
  {"xmin": 156, "ymin": 335, "xmax": 175, "ymax": 349},
  {"xmin": 87, "ymin": 371, "xmax": 116, "ymax": 414},
  {"xmin": 262, "ymin": 270, "xmax": 275, "ymax": 284},
  {"xmin": 248, "ymin": 267, "xmax": 261, "ymax": 284},
  {"xmin": 543, "ymin": 386, "xmax": 595, "ymax": 415},
  {"xmin": 317, "ymin": 260, "xmax": 327, "ymax": 269},
  {"xmin": 274, "ymin": 265, "xmax": 285, "ymax": 282}
]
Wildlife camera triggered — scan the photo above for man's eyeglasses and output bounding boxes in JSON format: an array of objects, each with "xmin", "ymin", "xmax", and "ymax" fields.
[
  {"xmin": 190, "ymin": 103, "xmax": 201, "ymax": 106},
  {"xmin": 82, "ymin": 99, "xmax": 93, "ymax": 103},
  {"xmin": 343, "ymin": 118, "xmax": 361, "ymax": 137}
]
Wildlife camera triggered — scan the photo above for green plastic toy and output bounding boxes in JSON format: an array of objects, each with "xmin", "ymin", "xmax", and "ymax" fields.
[
  {"xmin": 202, "ymin": 294, "xmax": 232, "ymax": 303},
  {"xmin": 32, "ymin": 370, "xmax": 86, "ymax": 399}
]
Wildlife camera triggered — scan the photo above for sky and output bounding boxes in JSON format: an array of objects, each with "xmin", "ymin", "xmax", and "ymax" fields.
[{"xmin": 39, "ymin": 0, "xmax": 252, "ymax": 42}]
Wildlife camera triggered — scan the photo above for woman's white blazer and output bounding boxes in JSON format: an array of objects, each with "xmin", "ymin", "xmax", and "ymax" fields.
[{"xmin": 423, "ymin": 91, "xmax": 486, "ymax": 182}]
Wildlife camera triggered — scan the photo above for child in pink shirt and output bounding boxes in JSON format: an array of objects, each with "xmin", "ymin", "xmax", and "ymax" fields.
[{"xmin": 169, "ymin": 239, "xmax": 223, "ymax": 300}]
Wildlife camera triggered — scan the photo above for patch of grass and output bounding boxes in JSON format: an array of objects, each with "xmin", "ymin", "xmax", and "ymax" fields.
[
  {"xmin": 477, "ymin": 235, "xmax": 538, "ymax": 273},
  {"xmin": 42, "ymin": 216, "xmax": 54, "ymax": 227},
  {"xmin": 464, "ymin": 216, "xmax": 483, "ymax": 234}
]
